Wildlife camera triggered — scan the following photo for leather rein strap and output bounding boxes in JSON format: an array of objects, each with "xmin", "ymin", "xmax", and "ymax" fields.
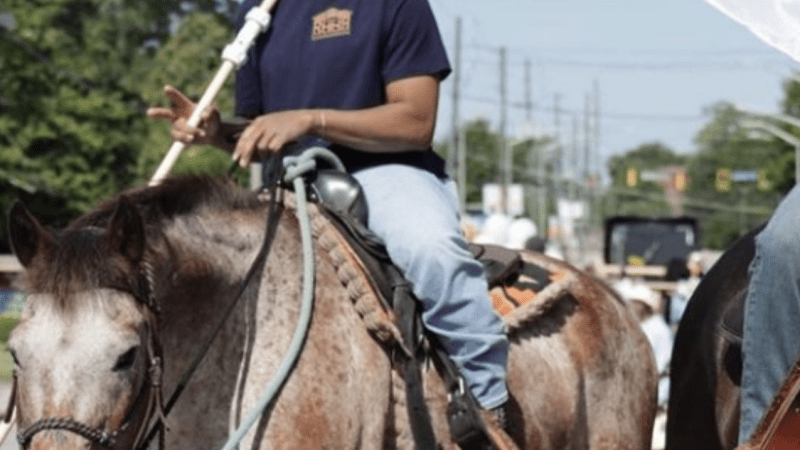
[
  {"xmin": 136, "ymin": 165, "xmax": 286, "ymax": 450},
  {"xmin": 10, "ymin": 170, "xmax": 285, "ymax": 450}
]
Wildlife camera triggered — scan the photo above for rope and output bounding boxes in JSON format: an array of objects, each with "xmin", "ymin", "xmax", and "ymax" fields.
[{"xmin": 218, "ymin": 148, "xmax": 337, "ymax": 450}]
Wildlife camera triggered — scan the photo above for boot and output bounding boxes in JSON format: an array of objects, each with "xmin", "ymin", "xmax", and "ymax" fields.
[
  {"xmin": 488, "ymin": 402, "xmax": 509, "ymax": 432},
  {"xmin": 480, "ymin": 402, "xmax": 519, "ymax": 450}
]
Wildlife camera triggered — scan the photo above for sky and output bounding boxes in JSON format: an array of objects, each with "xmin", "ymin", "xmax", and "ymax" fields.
[{"xmin": 426, "ymin": 0, "xmax": 799, "ymax": 172}]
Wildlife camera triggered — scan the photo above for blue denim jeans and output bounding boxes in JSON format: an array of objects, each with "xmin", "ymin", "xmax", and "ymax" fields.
[
  {"xmin": 740, "ymin": 184, "xmax": 800, "ymax": 442},
  {"xmin": 353, "ymin": 164, "xmax": 509, "ymax": 409}
]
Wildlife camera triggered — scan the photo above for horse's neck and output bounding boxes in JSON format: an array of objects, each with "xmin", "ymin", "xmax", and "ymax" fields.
[{"xmin": 149, "ymin": 206, "xmax": 273, "ymax": 445}]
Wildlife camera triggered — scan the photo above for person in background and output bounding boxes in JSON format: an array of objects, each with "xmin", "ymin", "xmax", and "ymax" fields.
[
  {"xmin": 738, "ymin": 186, "xmax": 800, "ymax": 443},
  {"xmin": 505, "ymin": 217, "xmax": 537, "ymax": 250},
  {"xmin": 616, "ymin": 278, "xmax": 673, "ymax": 408},
  {"xmin": 669, "ymin": 251, "xmax": 704, "ymax": 326},
  {"xmin": 473, "ymin": 212, "xmax": 512, "ymax": 247}
]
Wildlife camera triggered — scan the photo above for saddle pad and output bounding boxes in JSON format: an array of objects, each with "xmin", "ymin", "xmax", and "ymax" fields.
[{"xmin": 490, "ymin": 260, "xmax": 566, "ymax": 317}]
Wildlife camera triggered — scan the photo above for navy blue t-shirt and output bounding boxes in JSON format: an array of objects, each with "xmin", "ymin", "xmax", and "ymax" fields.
[{"xmin": 234, "ymin": 0, "xmax": 451, "ymax": 176}]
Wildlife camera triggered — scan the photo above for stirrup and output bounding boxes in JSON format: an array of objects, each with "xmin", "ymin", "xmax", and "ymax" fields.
[{"xmin": 447, "ymin": 378, "xmax": 489, "ymax": 449}]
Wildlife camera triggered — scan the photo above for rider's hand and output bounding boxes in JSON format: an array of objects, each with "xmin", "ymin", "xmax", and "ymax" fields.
[
  {"xmin": 147, "ymin": 85, "xmax": 221, "ymax": 147},
  {"xmin": 232, "ymin": 110, "xmax": 316, "ymax": 167}
]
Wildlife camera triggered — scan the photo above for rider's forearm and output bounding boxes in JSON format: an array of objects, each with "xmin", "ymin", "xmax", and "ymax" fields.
[{"xmin": 308, "ymin": 103, "xmax": 436, "ymax": 153}]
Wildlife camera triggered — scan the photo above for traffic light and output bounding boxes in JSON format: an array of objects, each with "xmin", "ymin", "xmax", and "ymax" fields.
[
  {"xmin": 715, "ymin": 168, "xmax": 731, "ymax": 192},
  {"xmin": 626, "ymin": 167, "xmax": 638, "ymax": 187},
  {"xmin": 672, "ymin": 170, "xmax": 687, "ymax": 191}
]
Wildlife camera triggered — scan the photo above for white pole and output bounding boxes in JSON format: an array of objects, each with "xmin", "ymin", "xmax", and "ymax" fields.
[{"xmin": 149, "ymin": 0, "xmax": 279, "ymax": 185}]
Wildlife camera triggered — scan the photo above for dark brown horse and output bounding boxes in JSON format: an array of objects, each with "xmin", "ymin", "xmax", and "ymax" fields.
[
  {"xmin": 7, "ymin": 176, "xmax": 657, "ymax": 449},
  {"xmin": 666, "ymin": 225, "xmax": 764, "ymax": 449}
]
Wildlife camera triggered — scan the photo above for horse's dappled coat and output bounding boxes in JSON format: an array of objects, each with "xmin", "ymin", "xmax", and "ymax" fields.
[{"xmin": 8, "ymin": 176, "xmax": 658, "ymax": 449}]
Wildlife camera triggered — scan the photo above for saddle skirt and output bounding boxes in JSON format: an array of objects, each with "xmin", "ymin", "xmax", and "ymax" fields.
[{"xmin": 278, "ymin": 189, "xmax": 577, "ymax": 344}]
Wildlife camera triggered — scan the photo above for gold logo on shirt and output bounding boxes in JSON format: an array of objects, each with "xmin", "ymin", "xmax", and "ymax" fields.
[{"xmin": 311, "ymin": 7, "xmax": 352, "ymax": 41}]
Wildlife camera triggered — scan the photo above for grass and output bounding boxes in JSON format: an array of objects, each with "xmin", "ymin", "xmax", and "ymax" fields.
[{"xmin": 0, "ymin": 315, "xmax": 19, "ymax": 381}]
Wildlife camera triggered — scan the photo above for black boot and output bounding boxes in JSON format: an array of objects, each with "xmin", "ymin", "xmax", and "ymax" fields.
[{"xmin": 488, "ymin": 401, "xmax": 509, "ymax": 432}]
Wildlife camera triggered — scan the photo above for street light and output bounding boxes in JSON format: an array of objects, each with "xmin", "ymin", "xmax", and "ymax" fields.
[{"xmin": 735, "ymin": 106, "xmax": 800, "ymax": 183}]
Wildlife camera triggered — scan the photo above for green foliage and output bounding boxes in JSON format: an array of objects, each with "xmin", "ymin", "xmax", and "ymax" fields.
[
  {"xmin": 135, "ymin": 11, "xmax": 247, "ymax": 184},
  {"xmin": 604, "ymin": 102, "xmax": 782, "ymax": 249},
  {"xmin": 0, "ymin": 1, "xmax": 247, "ymax": 252},
  {"xmin": 463, "ymin": 119, "xmax": 501, "ymax": 203},
  {"xmin": 688, "ymin": 102, "xmax": 781, "ymax": 247},
  {"xmin": 0, "ymin": 316, "xmax": 18, "ymax": 345},
  {"xmin": 436, "ymin": 119, "xmax": 557, "ymax": 215},
  {"xmin": 0, "ymin": 316, "xmax": 19, "ymax": 381}
]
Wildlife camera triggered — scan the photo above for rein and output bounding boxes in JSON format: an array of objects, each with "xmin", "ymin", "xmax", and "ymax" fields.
[
  {"xmin": 218, "ymin": 148, "xmax": 334, "ymax": 450},
  {"xmin": 144, "ymin": 147, "xmax": 332, "ymax": 449},
  {"xmin": 11, "ymin": 148, "xmax": 331, "ymax": 449},
  {"xmin": 136, "ymin": 161, "xmax": 287, "ymax": 450}
]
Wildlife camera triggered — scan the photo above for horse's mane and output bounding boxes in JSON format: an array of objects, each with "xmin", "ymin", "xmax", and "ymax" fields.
[
  {"xmin": 72, "ymin": 175, "xmax": 262, "ymax": 228},
  {"xmin": 23, "ymin": 176, "xmax": 262, "ymax": 309}
]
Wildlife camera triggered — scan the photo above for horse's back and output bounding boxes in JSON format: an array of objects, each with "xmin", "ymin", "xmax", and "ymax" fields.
[
  {"xmin": 506, "ymin": 250, "xmax": 658, "ymax": 449},
  {"xmin": 666, "ymin": 226, "xmax": 762, "ymax": 450}
]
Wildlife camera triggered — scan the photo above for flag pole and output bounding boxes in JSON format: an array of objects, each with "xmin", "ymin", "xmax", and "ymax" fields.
[{"xmin": 149, "ymin": 0, "xmax": 280, "ymax": 185}]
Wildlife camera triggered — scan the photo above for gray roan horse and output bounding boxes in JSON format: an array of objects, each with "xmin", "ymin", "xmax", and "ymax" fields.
[{"xmin": 7, "ymin": 175, "xmax": 657, "ymax": 449}]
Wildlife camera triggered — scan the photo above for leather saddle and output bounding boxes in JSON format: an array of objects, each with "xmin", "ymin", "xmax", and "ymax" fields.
[{"xmin": 306, "ymin": 169, "xmax": 522, "ymax": 449}]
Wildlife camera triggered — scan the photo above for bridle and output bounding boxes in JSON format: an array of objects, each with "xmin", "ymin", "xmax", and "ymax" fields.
[
  {"xmin": 12, "ymin": 264, "xmax": 169, "ymax": 450},
  {"xmin": 9, "ymin": 149, "xmax": 317, "ymax": 449}
]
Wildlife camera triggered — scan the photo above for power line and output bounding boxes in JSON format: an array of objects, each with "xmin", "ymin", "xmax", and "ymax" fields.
[
  {"xmin": 461, "ymin": 55, "xmax": 788, "ymax": 72},
  {"xmin": 460, "ymin": 94, "xmax": 704, "ymax": 122}
]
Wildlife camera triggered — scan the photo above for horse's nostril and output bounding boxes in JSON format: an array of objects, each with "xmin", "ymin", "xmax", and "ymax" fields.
[{"xmin": 113, "ymin": 346, "xmax": 139, "ymax": 372}]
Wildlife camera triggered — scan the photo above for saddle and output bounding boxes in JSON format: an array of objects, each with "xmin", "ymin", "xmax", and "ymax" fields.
[
  {"xmin": 719, "ymin": 289, "xmax": 745, "ymax": 345},
  {"xmin": 307, "ymin": 169, "xmax": 550, "ymax": 449},
  {"xmin": 716, "ymin": 279, "xmax": 800, "ymax": 449}
]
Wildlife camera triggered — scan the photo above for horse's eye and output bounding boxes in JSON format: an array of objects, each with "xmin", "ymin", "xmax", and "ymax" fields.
[{"xmin": 113, "ymin": 346, "xmax": 139, "ymax": 372}]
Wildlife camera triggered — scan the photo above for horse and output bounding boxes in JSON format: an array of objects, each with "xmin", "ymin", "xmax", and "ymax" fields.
[
  {"xmin": 665, "ymin": 225, "xmax": 764, "ymax": 450},
  {"xmin": 6, "ymin": 175, "xmax": 658, "ymax": 449}
]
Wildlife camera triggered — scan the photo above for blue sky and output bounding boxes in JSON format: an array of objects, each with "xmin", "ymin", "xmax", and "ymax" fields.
[{"xmin": 427, "ymin": 0, "xmax": 799, "ymax": 171}]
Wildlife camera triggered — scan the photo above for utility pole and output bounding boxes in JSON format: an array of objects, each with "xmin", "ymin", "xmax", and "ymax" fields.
[
  {"xmin": 584, "ymin": 93, "xmax": 592, "ymax": 192},
  {"xmin": 570, "ymin": 113, "xmax": 579, "ymax": 202},
  {"xmin": 593, "ymin": 79, "xmax": 601, "ymax": 182},
  {"xmin": 451, "ymin": 17, "xmax": 464, "ymax": 214},
  {"xmin": 592, "ymin": 79, "xmax": 601, "ymax": 228},
  {"xmin": 553, "ymin": 93, "xmax": 562, "ymax": 199},
  {"xmin": 499, "ymin": 47, "xmax": 510, "ymax": 214},
  {"xmin": 524, "ymin": 59, "xmax": 532, "ymax": 122},
  {"xmin": 525, "ymin": 59, "xmax": 546, "ymax": 235}
]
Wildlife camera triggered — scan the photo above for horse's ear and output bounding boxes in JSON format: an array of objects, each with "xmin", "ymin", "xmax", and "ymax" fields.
[
  {"xmin": 8, "ymin": 200, "xmax": 53, "ymax": 268},
  {"xmin": 106, "ymin": 197, "xmax": 145, "ymax": 264}
]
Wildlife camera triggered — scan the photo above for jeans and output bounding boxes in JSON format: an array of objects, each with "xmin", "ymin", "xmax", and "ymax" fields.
[
  {"xmin": 353, "ymin": 164, "xmax": 510, "ymax": 409},
  {"xmin": 740, "ymin": 184, "xmax": 800, "ymax": 442}
]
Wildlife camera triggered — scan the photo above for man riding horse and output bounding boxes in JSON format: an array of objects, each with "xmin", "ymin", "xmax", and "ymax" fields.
[{"xmin": 147, "ymin": 0, "xmax": 512, "ymax": 438}]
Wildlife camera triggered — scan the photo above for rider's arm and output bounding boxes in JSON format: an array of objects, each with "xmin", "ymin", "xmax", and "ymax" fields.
[
  {"xmin": 148, "ymin": 74, "xmax": 440, "ymax": 167},
  {"xmin": 230, "ymin": 74, "xmax": 440, "ymax": 166}
]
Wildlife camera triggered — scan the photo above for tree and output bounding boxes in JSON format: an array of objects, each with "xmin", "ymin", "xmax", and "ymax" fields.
[
  {"xmin": 134, "ymin": 11, "xmax": 244, "ymax": 183},
  {"xmin": 0, "ymin": 0, "xmax": 244, "ymax": 252},
  {"xmin": 687, "ymin": 102, "xmax": 781, "ymax": 248},
  {"xmin": 435, "ymin": 119, "xmax": 557, "ymax": 207}
]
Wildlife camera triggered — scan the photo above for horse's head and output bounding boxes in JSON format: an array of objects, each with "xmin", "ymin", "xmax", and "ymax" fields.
[{"xmin": 7, "ymin": 199, "xmax": 161, "ymax": 450}]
